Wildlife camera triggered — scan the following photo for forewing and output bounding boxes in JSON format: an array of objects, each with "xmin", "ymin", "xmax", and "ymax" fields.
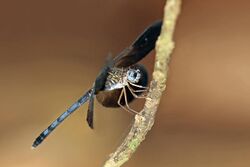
[{"xmin": 113, "ymin": 20, "xmax": 162, "ymax": 68}]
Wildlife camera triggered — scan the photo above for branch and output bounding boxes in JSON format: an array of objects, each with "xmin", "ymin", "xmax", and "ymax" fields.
[{"xmin": 103, "ymin": 0, "xmax": 182, "ymax": 166}]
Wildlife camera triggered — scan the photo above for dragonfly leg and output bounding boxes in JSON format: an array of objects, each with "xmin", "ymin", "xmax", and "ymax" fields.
[
  {"xmin": 117, "ymin": 89, "xmax": 130, "ymax": 113},
  {"xmin": 128, "ymin": 82, "xmax": 148, "ymax": 98},
  {"xmin": 117, "ymin": 88, "xmax": 138, "ymax": 114},
  {"xmin": 129, "ymin": 82, "xmax": 149, "ymax": 89},
  {"xmin": 127, "ymin": 84, "xmax": 147, "ymax": 99},
  {"xmin": 123, "ymin": 87, "xmax": 140, "ymax": 115}
]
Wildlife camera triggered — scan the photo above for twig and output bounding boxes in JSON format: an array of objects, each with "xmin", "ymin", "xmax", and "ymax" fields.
[{"xmin": 103, "ymin": 0, "xmax": 182, "ymax": 166}]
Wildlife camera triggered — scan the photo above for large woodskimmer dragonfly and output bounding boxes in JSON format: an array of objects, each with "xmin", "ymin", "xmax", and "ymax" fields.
[{"xmin": 32, "ymin": 20, "xmax": 162, "ymax": 148}]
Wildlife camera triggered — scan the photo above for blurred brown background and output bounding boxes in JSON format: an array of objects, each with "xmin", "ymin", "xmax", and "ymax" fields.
[{"xmin": 1, "ymin": 0, "xmax": 250, "ymax": 166}]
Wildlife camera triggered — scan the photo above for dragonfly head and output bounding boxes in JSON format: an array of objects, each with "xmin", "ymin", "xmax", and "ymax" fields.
[
  {"xmin": 126, "ymin": 64, "xmax": 148, "ymax": 86},
  {"xmin": 126, "ymin": 68, "xmax": 141, "ymax": 83}
]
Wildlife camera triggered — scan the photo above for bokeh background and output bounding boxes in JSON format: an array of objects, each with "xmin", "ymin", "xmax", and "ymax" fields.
[{"xmin": 1, "ymin": 0, "xmax": 250, "ymax": 166}]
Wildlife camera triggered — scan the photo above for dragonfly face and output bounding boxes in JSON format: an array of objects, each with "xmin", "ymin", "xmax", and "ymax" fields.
[
  {"xmin": 32, "ymin": 20, "xmax": 162, "ymax": 148},
  {"xmin": 126, "ymin": 67, "xmax": 142, "ymax": 84}
]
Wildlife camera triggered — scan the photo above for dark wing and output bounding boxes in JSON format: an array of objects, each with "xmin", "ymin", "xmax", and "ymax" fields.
[
  {"xmin": 86, "ymin": 58, "xmax": 115, "ymax": 127},
  {"xmin": 113, "ymin": 20, "xmax": 162, "ymax": 68},
  {"xmin": 86, "ymin": 91, "xmax": 94, "ymax": 129},
  {"xmin": 93, "ymin": 57, "xmax": 115, "ymax": 93}
]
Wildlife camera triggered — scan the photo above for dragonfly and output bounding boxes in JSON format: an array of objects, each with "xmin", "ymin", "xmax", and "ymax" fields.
[{"xmin": 32, "ymin": 20, "xmax": 162, "ymax": 149}]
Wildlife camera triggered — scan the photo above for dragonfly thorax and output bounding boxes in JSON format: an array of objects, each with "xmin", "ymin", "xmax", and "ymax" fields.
[{"xmin": 104, "ymin": 65, "xmax": 144, "ymax": 91}]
